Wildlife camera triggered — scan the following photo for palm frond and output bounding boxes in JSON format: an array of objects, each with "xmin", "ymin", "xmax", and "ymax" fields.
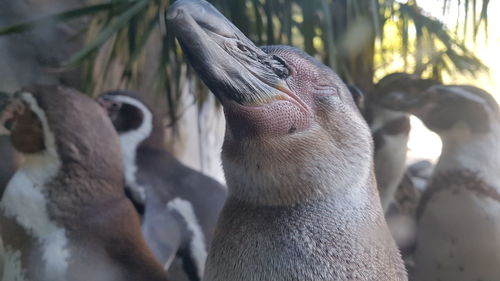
[
  {"xmin": 0, "ymin": 0, "xmax": 492, "ymax": 125},
  {"xmin": 0, "ymin": 3, "xmax": 128, "ymax": 35},
  {"xmin": 65, "ymin": 0, "xmax": 152, "ymax": 66}
]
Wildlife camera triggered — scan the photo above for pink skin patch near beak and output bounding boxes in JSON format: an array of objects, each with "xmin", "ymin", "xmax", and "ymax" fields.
[
  {"xmin": 218, "ymin": 82, "xmax": 315, "ymax": 139},
  {"xmin": 223, "ymin": 96, "xmax": 313, "ymax": 139}
]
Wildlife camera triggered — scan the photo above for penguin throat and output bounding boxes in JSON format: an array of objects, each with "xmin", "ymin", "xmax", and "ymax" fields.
[
  {"xmin": 435, "ymin": 123, "xmax": 500, "ymax": 192},
  {"xmin": 222, "ymin": 154, "xmax": 372, "ymax": 207},
  {"xmin": 117, "ymin": 102, "xmax": 153, "ymax": 204},
  {"xmin": 1, "ymin": 148, "xmax": 69, "ymax": 281}
]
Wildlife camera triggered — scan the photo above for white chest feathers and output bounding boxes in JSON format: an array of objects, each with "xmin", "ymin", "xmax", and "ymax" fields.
[
  {"xmin": 116, "ymin": 96, "xmax": 154, "ymax": 204},
  {"xmin": 167, "ymin": 198, "xmax": 207, "ymax": 278},
  {"xmin": 436, "ymin": 122, "xmax": 500, "ymax": 190},
  {"xmin": 412, "ymin": 122, "xmax": 500, "ymax": 281},
  {"xmin": 0, "ymin": 152, "xmax": 69, "ymax": 281},
  {"xmin": 413, "ymin": 186, "xmax": 500, "ymax": 281},
  {"xmin": 374, "ymin": 132, "xmax": 409, "ymax": 211}
]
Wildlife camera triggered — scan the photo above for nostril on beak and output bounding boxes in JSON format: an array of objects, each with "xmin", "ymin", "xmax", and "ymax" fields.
[{"xmin": 166, "ymin": 1, "xmax": 186, "ymax": 21}]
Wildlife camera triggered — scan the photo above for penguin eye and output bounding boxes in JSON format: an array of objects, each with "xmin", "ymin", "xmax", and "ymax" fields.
[
  {"xmin": 271, "ymin": 55, "xmax": 290, "ymax": 79},
  {"xmin": 110, "ymin": 102, "xmax": 122, "ymax": 111},
  {"xmin": 237, "ymin": 42, "xmax": 249, "ymax": 53}
]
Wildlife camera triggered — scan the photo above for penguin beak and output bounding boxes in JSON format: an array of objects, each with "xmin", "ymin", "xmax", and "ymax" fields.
[
  {"xmin": 97, "ymin": 96, "xmax": 122, "ymax": 112},
  {"xmin": 97, "ymin": 95, "xmax": 123, "ymax": 123},
  {"xmin": 166, "ymin": 0, "xmax": 291, "ymax": 106},
  {"xmin": 376, "ymin": 91, "xmax": 427, "ymax": 112},
  {"xmin": 97, "ymin": 96, "xmax": 114, "ymax": 111}
]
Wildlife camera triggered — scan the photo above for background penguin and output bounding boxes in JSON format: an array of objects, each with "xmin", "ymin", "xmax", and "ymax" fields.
[
  {"xmin": 364, "ymin": 73, "xmax": 438, "ymax": 213},
  {"xmin": 97, "ymin": 90, "xmax": 227, "ymax": 281},
  {"xmin": 0, "ymin": 85, "xmax": 169, "ymax": 281},
  {"xmin": 0, "ymin": 92, "xmax": 18, "ymax": 198},
  {"xmin": 168, "ymin": 1, "xmax": 407, "ymax": 280},
  {"xmin": 378, "ymin": 84, "xmax": 500, "ymax": 281}
]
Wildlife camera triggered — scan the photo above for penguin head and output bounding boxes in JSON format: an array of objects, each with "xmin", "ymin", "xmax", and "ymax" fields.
[
  {"xmin": 168, "ymin": 0, "xmax": 377, "ymax": 204},
  {"xmin": 97, "ymin": 91, "xmax": 162, "ymax": 150},
  {"xmin": 0, "ymin": 91, "xmax": 45, "ymax": 154},
  {"xmin": 0, "ymin": 85, "xmax": 122, "ymax": 180},
  {"xmin": 371, "ymin": 73, "xmax": 439, "ymax": 105},
  {"xmin": 410, "ymin": 85, "xmax": 499, "ymax": 135},
  {"xmin": 97, "ymin": 91, "xmax": 147, "ymax": 133},
  {"xmin": 365, "ymin": 73, "xmax": 439, "ymax": 126}
]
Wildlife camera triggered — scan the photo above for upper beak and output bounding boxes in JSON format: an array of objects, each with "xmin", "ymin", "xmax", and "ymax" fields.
[
  {"xmin": 376, "ymin": 91, "xmax": 427, "ymax": 113},
  {"xmin": 96, "ymin": 96, "xmax": 122, "ymax": 115},
  {"xmin": 166, "ymin": 0, "xmax": 243, "ymax": 40},
  {"xmin": 97, "ymin": 96, "xmax": 113, "ymax": 111},
  {"xmin": 166, "ymin": 0, "xmax": 289, "ymax": 105}
]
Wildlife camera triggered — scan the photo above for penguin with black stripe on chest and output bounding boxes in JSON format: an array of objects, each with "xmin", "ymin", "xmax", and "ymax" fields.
[
  {"xmin": 379, "ymin": 84, "xmax": 500, "ymax": 281},
  {"xmin": 168, "ymin": 1, "xmax": 408, "ymax": 280},
  {"xmin": 0, "ymin": 85, "xmax": 169, "ymax": 281},
  {"xmin": 96, "ymin": 90, "xmax": 227, "ymax": 281}
]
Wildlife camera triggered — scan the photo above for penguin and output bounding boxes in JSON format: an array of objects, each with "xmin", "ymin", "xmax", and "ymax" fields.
[
  {"xmin": 378, "ymin": 84, "xmax": 500, "ymax": 281},
  {"xmin": 167, "ymin": 1, "xmax": 408, "ymax": 280},
  {"xmin": 365, "ymin": 73, "xmax": 438, "ymax": 212},
  {"xmin": 97, "ymin": 90, "xmax": 226, "ymax": 281},
  {"xmin": 0, "ymin": 85, "xmax": 169, "ymax": 281}
]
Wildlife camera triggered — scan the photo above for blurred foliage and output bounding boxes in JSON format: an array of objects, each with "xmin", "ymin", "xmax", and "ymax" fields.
[{"xmin": 0, "ymin": 0, "xmax": 491, "ymax": 126}]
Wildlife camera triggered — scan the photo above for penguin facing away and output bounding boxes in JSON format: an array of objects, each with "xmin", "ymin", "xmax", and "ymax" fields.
[
  {"xmin": 0, "ymin": 85, "xmax": 169, "ymax": 281},
  {"xmin": 167, "ymin": 1, "xmax": 408, "ymax": 280},
  {"xmin": 379, "ymin": 84, "xmax": 500, "ymax": 281},
  {"xmin": 97, "ymin": 90, "xmax": 227, "ymax": 281}
]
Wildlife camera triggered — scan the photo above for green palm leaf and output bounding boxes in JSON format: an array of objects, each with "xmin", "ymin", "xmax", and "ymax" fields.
[{"xmin": 65, "ymin": 0, "xmax": 152, "ymax": 66}]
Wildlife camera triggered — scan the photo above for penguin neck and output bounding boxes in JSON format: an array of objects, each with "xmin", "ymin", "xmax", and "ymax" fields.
[
  {"xmin": 119, "ymin": 116, "xmax": 166, "ymax": 204},
  {"xmin": 8, "ymin": 95, "xmax": 62, "ymax": 193},
  {"xmin": 19, "ymin": 148, "xmax": 61, "ymax": 184},
  {"xmin": 224, "ymin": 163, "xmax": 377, "ymax": 211},
  {"xmin": 435, "ymin": 122, "xmax": 500, "ymax": 190},
  {"xmin": 2, "ymin": 150, "xmax": 61, "ymax": 215},
  {"xmin": 2, "ymin": 138, "xmax": 123, "ymax": 229},
  {"xmin": 222, "ymin": 135, "xmax": 376, "ymax": 207},
  {"xmin": 137, "ymin": 116, "xmax": 166, "ymax": 151},
  {"xmin": 369, "ymin": 106, "xmax": 409, "ymax": 133}
]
